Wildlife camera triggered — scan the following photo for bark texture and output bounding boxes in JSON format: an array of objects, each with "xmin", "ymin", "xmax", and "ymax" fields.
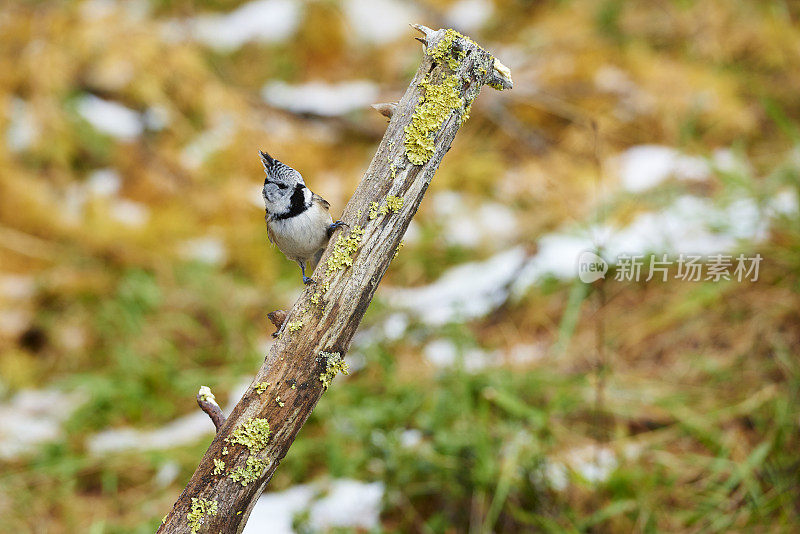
[{"xmin": 158, "ymin": 26, "xmax": 511, "ymax": 534}]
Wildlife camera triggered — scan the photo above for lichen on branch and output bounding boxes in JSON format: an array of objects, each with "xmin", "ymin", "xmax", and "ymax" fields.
[{"xmin": 404, "ymin": 74, "xmax": 465, "ymax": 165}]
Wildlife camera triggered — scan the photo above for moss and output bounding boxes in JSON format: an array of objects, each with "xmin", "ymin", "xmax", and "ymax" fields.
[
  {"xmin": 226, "ymin": 418, "xmax": 271, "ymax": 452},
  {"xmin": 404, "ymin": 75, "xmax": 464, "ymax": 165},
  {"xmin": 255, "ymin": 382, "xmax": 270, "ymax": 394},
  {"xmin": 187, "ymin": 498, "xmax": 218, "ymax": 533},
  {"xmin": 319, "ymin": 351, "xmax": 349, "ymax": 389},
  {"xmin": 229, "ymin": 455, "xmax": 267, "ymax": 487},
  {"xmin": 325, "ymin": 225, "xmax": 364, "ymax": 272},
  {"xmin": 213, "ymin": 458, "xmax": 225, "ymax": 475}
]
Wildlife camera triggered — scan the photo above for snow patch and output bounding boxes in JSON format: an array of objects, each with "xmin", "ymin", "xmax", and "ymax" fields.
[
  {"xmin": 343, "ymin": 0, "xmax": 420, "ymax": 44},
  {"xmin": 262, "ymin": 80, "xmax": 379, "ymax": 117},
  {"xmin": 615, "ymin": 145, "xmax": 709, "ymax": 192},
  {"xmin": 88, "ymin": 379, "xmax": 251, "ymax": 454},
  {"xmin": 385, "ymin": 247, "xmax": 528, "ymax": 325},
  {"xmin": 181, "ymin": 117, "xmax": 235, "ymax": 170},
  {"xmin": 0, "ymin": 389, "xmax": 85, "ymax": 459},
  {"xmin": 0, "ymin": 275, "xmax": 35, "ymax": 300},
  {"xmin": 110, "ymin": 199, "xmax": 149, "ymax": 228},
  {"xmin": 432, "ymin": 192, "xmax": 517, "ymax": 248},
  {"xmin": 76, "ymin": 95, "xmax": 143, "ymax": 140},
  {"xmin": 190, "ymin": 0, "xmax": 300, "ymax": 51},
  {"xmin": 87, "ymin": 168, "xmax": 122, "ymax": 197},
  {"xmin": 245, "ymin": 479, "xmax": 384, "ymax": 534},
  {"xmin": 178, "ymin": 237, "xmax": 228, "ymax": 265},
  {"xmin": 445, "ymin": 0, "xmax": 493, "ymax": 33},
  {"xmin": 6, "ymin": 97, "xmax": 39, "ymax": 151}
]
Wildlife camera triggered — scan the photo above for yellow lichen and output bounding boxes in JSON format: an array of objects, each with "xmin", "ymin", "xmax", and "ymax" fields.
[
  {"xmin": 368, "ymin": 201, "xmax": 380, "ymax": 220},
  {"xmin": 229, "ymin": 456, "xmax": 267, "ymax": 487},
  {"xmin": 225, "ymin": 418, "xmax": 271, "ymax": 487},
  {"xmin": 222, "ymin": 446, "xmax": 228, "ymax": 455},
  {"xmin": 385, "ymin": 195, "xmax": 404, "ymax": 213},
  {"xmin": 319, "ymin": 351, "xmax": 349, "ymax": 389},
  {"xmin": 187, "ymin": 498, "xmax": 218, "ymax": 533},
  {"xmin": 404, "ymin": 75, "xmax": 464, "ymax": 165},
  {"xmin": 428, "ymin": 28, "xmax": 463, "ymax": 71},
  {"xmin": 370, "ymin": 195, "xmax": 404, "ymax": 220},
  {"xmin": 213, "ymin": 458, "xmax": 225, "ymax": 474},
  {"xmin": 287, "ymin": 320, "xmax": 303, "ymax": 333},
  {"xmin": 394, "ymin": 240, "xmax": 405, "ymax": 259},
  {"xmin": 255, "ymin": 382, "xmax": 270, "ymax": 394},
  {"xmin": 226, "ymin": 418, "xmax": 271, "ymax": 452},
  {"xmin": 275, "ymin": 396, "xmax": 284, "ymax": 407},
  {"xmin": 461, "ymin": 96, "xmax": 475, "ymax": 125},
  {"xmin": 325, "ymin": 225, "xmax": 364, "ymax": 272}
]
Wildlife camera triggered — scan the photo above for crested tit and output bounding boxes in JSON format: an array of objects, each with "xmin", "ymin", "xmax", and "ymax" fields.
[{"xmin": 260, "ymin": 151, "xmax": 345, "ymax": 284}]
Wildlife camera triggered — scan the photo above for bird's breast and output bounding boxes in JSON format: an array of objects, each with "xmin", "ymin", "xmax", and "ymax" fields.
[{"xmin": 267, "ymin": 202, "xmax": 333, "ymax": 262}]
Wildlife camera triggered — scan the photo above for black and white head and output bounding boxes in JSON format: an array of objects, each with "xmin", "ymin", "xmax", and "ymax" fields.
[{"xmin": 260, "ymin": 151, "xmax": 308, "ymax": 215}]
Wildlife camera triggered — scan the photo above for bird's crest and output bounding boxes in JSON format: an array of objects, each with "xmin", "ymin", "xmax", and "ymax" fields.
[{"xmin": 259, "ymin": 150, "xmax": 277, "ymax": 170}]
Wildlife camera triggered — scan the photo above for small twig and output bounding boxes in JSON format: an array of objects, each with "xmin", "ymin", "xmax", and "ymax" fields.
[
  {"xmin": 196, "ymin": 386, "xmax": 226, "ymax": 433},
  {"xmin": 371, "ymin": 102, "xmax": 398, "ymax": 120},
  {"xmin": 267, "ymin": 310, "xmax": 288, "ymax": 338}
]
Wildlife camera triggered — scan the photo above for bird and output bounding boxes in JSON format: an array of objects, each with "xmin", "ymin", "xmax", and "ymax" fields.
[{"xmin": 260, "ymin": 150, "xmax": 345, "ymax": 285}]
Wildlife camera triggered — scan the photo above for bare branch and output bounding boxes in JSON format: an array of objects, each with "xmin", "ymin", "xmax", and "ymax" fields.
[
  {"xmin": 159, "ymin": 25, "xmax": 511, "ymax": 534},
  {"xmin": 371, "ymin": 102, "xmax": 398, "ymax": 120},
  {"xmin": 410, "ymin": 23, "xmax": 434, "ymax": 39},
  {"xmin": 267, "ymin": 310, "xmax": 287, "ymax": 338},
  {"xmin": 196, "ymin": 386, "xmax": 226, "ymax": 433}
]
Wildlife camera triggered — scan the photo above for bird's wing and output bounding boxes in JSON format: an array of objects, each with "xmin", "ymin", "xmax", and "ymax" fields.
[
  {"xmin": 312, "ymin": 193, "xmax": 330, "ymax": 210},
  {"xmin": 266, "ymin": 221, "xmax": 276, "ymax": 246}
]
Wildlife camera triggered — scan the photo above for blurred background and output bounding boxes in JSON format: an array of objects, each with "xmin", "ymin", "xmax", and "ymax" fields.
[{"xmin": 1, "ymin": 0, "xmax": 799, "ymax": 532}]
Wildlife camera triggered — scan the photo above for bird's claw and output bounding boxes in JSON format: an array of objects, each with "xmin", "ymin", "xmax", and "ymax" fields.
[
  {"xmin": 303, "ymin": 276, "xmax": 314, "ymax": 285},
  {"xmin": 326, "ymin": 220, "xmax": 348, "ymax": 238}
]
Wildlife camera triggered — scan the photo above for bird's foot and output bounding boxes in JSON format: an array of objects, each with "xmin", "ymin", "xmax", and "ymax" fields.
[
  {"xmin": 302, "ymin": 276, "xmax": 314, "ymax": 285},
  {"xmin": 326, "ymin": 220, "xmax": 348, "ymax": 238}
]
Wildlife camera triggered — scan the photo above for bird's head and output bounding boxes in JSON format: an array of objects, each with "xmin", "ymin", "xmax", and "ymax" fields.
[{"xmin": 260, "ymin": 150, "xmax": 306, "ymax": 214}]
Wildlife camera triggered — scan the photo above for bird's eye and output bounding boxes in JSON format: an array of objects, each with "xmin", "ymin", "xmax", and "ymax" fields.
[{"xmin": 277, "ymin": 184, "xmax": 287, "ymax": 190}]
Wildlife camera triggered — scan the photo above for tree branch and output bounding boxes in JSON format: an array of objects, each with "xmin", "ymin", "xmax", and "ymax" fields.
[
  {"xmin": 196, "ymin": 386, "xmax": 226, "ymax": 433},
  {"xmin": 158, "ymin": 26, "xmax": 511, "ymax": 534}
]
